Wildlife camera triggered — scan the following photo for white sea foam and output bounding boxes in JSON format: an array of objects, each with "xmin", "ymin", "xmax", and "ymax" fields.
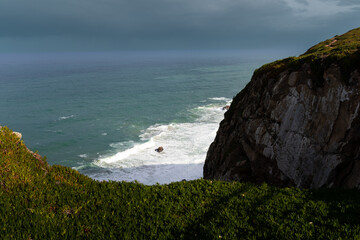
[
  {"xmin": 209, "ymin": 97, "xmax": 231, "ymax": 101},
  {"xmin": 79, "ymin": 154, "xmax": 88, "ymax": 158},
  {"xmin": 58, "ymin": 115, "xmax": 75, "ymax": 120},
  {"xmin": 109, "ymin": 141, "xmax": 134, "ymax": 149},
  {"xmin": 93, "ymin": 99, "xmax": 231, "ymax": 184}
]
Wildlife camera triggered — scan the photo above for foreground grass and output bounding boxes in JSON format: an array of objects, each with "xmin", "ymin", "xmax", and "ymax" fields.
[{"xmin": 1, "ymin": 127, "xmax": 360, "ymax": 239}]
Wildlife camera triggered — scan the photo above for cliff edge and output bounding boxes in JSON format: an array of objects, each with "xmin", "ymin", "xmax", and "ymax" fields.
[{"xmin": 204, "ymin": 27, "xmax": 360, "ymax": 188}]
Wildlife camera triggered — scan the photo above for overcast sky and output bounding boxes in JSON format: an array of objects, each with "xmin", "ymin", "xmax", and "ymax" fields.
[{"xmin": 0, "ymin": 0, "xmax": 359, "ymax": 53}]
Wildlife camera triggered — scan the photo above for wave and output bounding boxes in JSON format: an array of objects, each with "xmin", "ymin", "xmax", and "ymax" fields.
[
  {"xmin": 209, "ymin": 97, "xmax": 231, "ymax": 101},
  {"xmin": 93, "ymin": 98, "xmax": 231, "ymax": 184},
  {"xmin": 90, "ymin": 163, "xmax": 204, "ymax": 185},
  {"xmin": 58, "ymin": 115, "xmax": 75, "ymax": 120}
]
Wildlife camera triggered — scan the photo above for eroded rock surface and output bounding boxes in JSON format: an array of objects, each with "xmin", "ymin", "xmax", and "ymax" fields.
[{"xmin": 204, "ymin": 28, "xmax": 360, "ymax": 188}]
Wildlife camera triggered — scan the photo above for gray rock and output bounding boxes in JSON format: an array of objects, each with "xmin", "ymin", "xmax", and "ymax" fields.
[{"xmin": 204, "ymin": 52, "xmax": 360, "ymax": 188}]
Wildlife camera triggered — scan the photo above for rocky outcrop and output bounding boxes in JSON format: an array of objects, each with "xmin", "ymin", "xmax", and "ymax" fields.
[
  {"xmin": 0, "ymin": 125, "xmax": 43, "ymax": 164},
  {"xmin": 0, "ymin": 126, "xmax": 22, "ymax": 140},
  {"xmin": 204, "ymin": 28, "xmax": 360, "ymax": 188}
]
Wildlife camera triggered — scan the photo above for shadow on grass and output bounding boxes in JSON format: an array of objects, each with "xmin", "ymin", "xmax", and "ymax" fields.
[
  {"xmin": 309, "ymin": 188, "xmax": 360, "ymax": 226},
  {"xmin": 170, "ymin": 183, "xmax": 277, "ymax": 239}
]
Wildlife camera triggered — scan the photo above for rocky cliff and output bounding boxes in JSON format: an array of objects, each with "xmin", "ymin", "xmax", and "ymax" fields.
[{"xmin": 204, "ymin": 28, "xmax": 360, "ymax": 188}]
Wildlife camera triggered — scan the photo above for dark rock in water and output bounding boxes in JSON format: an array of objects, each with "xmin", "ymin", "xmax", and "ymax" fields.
[
  {"xmin": 155, "ymin": 146, "xmax": 164, "ymax": 153},
  {"xmin": 204, "ymin": 27, "xmax": 360, "ymax": 188},
  {"xmin": 222, "ymin": 105, "xmax": 230, "ymax": 111}
]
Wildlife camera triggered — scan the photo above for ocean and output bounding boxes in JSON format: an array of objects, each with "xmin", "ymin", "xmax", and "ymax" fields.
[{"xmin": 0, "ymin": 51, "xmax": 277, "ymax": 185}]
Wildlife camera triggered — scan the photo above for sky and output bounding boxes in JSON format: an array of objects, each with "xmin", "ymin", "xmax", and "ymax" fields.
[{"xmin": 0, "ymin": 0, "xmax": 359, "ymax": 54}]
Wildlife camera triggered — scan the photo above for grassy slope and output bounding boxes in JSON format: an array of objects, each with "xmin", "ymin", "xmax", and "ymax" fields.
[
  {"xmin": 2, "ymin": 126, "xmax": 360, "ymax": 240},
  {"xmin": 254, "ymin": 27, "xmax": 360, "ymax": 82}
]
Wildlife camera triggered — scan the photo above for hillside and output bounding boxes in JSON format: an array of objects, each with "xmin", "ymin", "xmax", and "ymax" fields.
[
  {"xmin": 1, "ymin": 127, "xmax": 360, "ymax": 239},
  {"xmin": 254, "ymin": 27, "xmax": 360, "ymax": 80}
]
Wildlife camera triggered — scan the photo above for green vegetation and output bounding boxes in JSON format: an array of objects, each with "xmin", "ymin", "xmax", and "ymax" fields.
[
  {"xmin": 2, "ymin": 126, "xmax": 360, "ymax": 239},
  {"xmin": 254, "ymin": 27, "xmax": 360, "ymax": 82}
]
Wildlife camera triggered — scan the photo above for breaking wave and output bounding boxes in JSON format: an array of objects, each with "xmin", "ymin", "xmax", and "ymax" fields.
[{"xmin": 92, "ymin": 98, "xmax": 231, "ymax": 184}]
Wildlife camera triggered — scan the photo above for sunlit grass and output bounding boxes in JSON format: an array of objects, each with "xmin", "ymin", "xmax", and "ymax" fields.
[
  {"xmin": 254, "ymin": 27, "xmax": 360, "ymax": 82},
  {"xmin": 1, "ymin": 126, "xmax": 360, "ymax": 239}
]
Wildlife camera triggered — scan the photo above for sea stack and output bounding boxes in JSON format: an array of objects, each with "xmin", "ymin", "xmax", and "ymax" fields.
[{"xmin": 204, "ymin": 28, "xmax": 360, "ymax": 188}]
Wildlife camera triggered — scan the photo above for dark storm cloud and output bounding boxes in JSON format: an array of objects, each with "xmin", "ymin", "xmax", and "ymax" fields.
[
  {"xmin": 0, "ymin": 0, "xmax": 286, "ymax": 37},
  {"xmin": 0, "ymin": 0, "xmax": 359, "ymax": 51}
]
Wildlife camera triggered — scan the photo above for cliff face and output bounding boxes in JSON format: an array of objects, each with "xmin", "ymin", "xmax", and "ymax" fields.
[{"xmin": 204, "ymin": 28, "xmax": 360, "ymax": 188}]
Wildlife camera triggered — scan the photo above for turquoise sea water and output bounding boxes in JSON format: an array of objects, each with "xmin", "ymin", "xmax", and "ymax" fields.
[{"xmin": 0, "ymin": 51, "xmax": 275, "ymax": 184}]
